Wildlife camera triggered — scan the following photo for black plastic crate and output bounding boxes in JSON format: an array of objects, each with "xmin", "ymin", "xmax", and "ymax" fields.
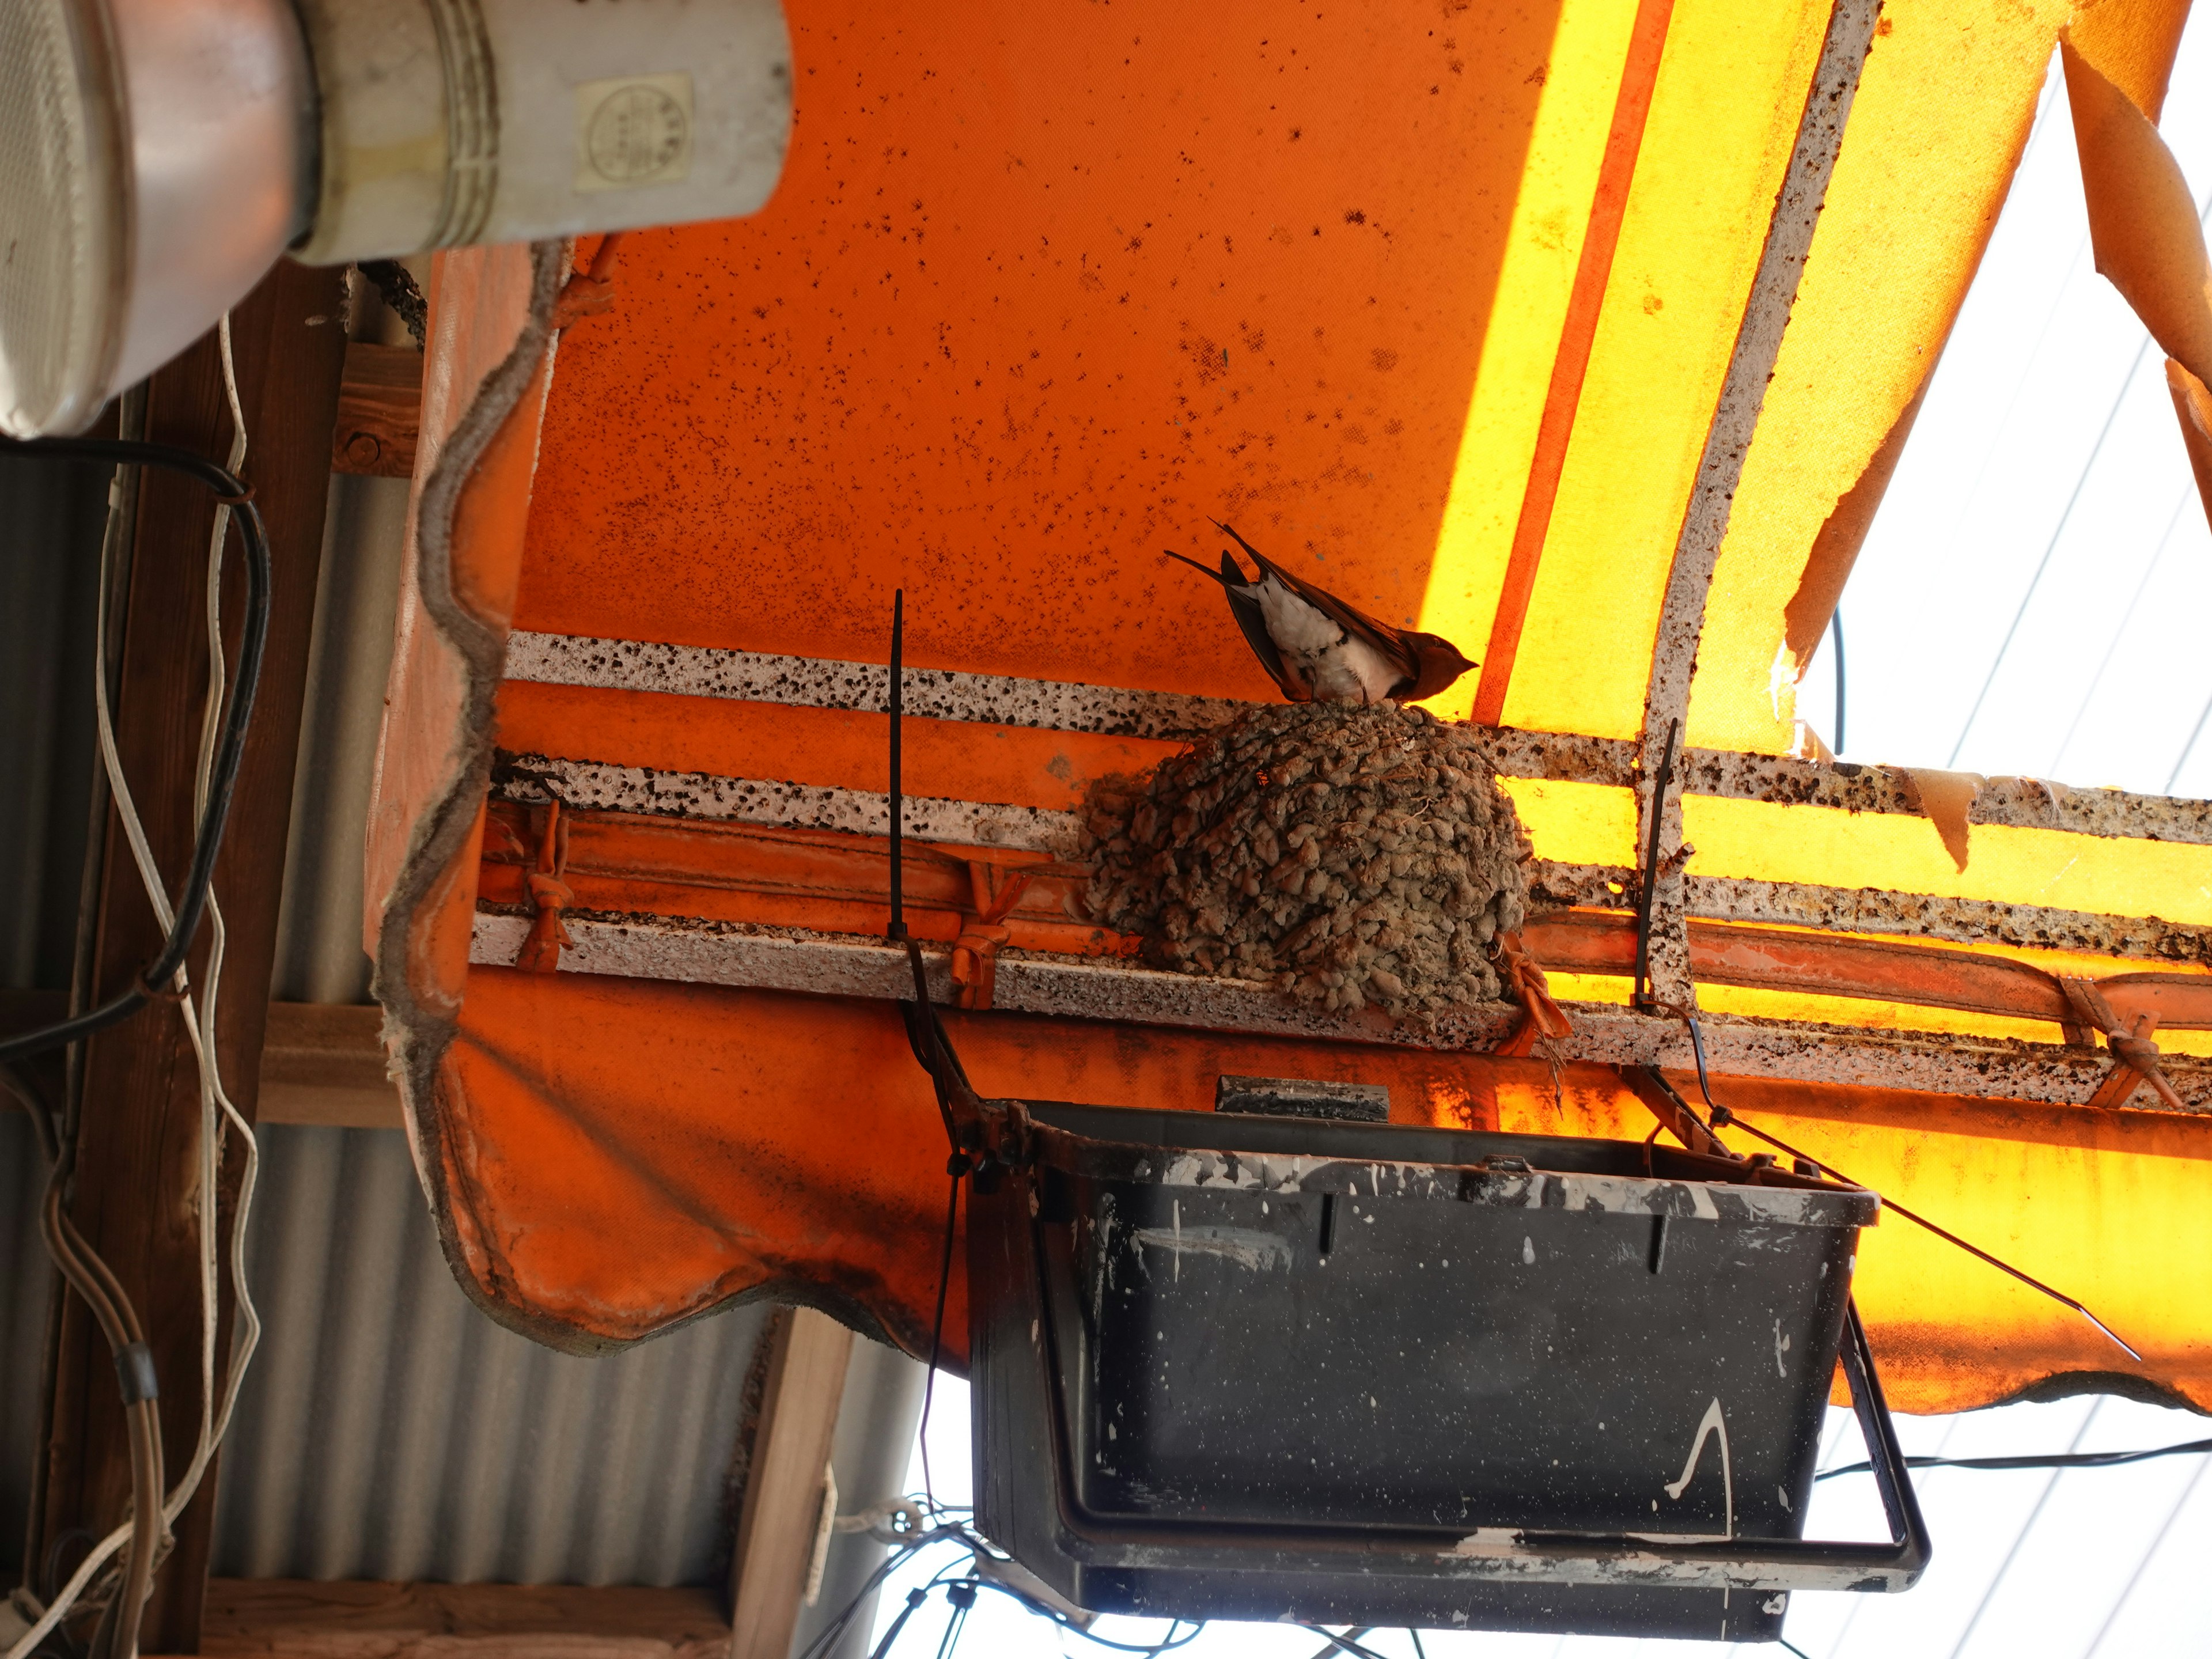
[{"xmin": 968, "ymin": 1100, "xmax": 1929, "ymax": 1642}]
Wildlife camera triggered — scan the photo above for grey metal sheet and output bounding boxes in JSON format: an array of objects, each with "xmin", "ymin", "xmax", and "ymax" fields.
[{"xmin": 209, "ymin": 1125, "xmax": 768, "ymax": 1588}]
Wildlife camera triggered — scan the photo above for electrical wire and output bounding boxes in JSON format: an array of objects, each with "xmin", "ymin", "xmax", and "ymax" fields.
[
  {"xmin": 0, "ymin": 434, "xmax": 272, "ymax": 1066},
  {"xmin": 1300, "ymin": 1628, "xmax": 1384, "ymax": 1659},
  {"xmin": 3, "ymin": 320, "xmax": 266, "ymax": 1659},
  {"xmin": 802, "ymin": 1505, "xmax": 1208, "ymax": 1659},
  {"xmin": 1, "ymin": 1062, "xmax": 162, "ymax": 1659},
  {"xmin": 1704, "ymin": 1101, "xmax": 2140, "ymax": 1362},
  {"xmin": 1828, "ymin": 608, "xmax": 1846, "ymax": 757},
  {"xmin": 1817, "ymin": 1438, "xmax": 2212, "ymax": 1481},
  {"xmin": 1664, "ymin": 1010, "xmax": 2141, "ymax": 1363}
]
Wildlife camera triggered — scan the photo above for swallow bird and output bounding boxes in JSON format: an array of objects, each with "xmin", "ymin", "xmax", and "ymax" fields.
[{"xmin": 1166, "ymin": 522, "xmax": 1476, "ymax": 705}]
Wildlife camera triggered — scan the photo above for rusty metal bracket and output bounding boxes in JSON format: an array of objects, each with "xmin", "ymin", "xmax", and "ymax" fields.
[{"xmin": 1618, "ymin": 1063, "xmax": 1736, "ymax": 1162}]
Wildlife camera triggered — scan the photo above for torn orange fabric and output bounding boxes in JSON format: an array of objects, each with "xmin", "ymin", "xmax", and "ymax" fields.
[
  {"xmin": 2063, "ymin": 38, "xmax": 2212, "ymax": 390},
  {"xmin": 2171, "ymin": 357, "xmax": 2212, "ymax": 533},
  {"xmin": 1780, "ymin": 371, "xmax": 1933, "ymax": 676}
]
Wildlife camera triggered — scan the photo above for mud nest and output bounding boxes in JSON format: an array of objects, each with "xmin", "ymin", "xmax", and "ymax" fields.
[{"xmin": 1080, "ymin": 702, "xmax": 1535, "ymax": 1021}]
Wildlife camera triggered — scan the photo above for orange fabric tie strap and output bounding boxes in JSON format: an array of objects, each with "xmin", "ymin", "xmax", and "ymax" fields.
[
  {"xmin": 1492, "ymin": 930, "xmax": 1574, "ymax": 1058},
  {"xmin": 516, "ymin": 799, "xmax": 574, "ymax": 974},
  {"xmin": 2061, "ymin": 974, "xmax": 2186, "ymax": 1111},
  {"xmin": 950, "ymin": 861, "xmax": 1036, "ymax": 1010}
]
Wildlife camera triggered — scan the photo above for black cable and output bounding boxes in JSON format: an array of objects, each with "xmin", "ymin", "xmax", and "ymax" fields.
[
  {"xmin": 945, "ymin": 1578, "xmax": 1203, "ymax": 1654},
  {"xmin": 1829, "ymin": 608, "xmax": 1846, "ymax": 756},
  {"xmin": 1300, "ymin": 1627, "xmax": 1384, "ymax": 1659},
  {"xmin": 793, "ymin": 1528, "xmax": 965, "ymax": 1659},
  {"xmin": 888, "ymin": 589, "xmax": 906, "ymax": 941},
  {"xmin": 0, "ymin": 437, "xmax": 271, "ymax": 1065},
  {"xmin": 1631, "ymin": 717, "xmax": 1680, "ymax": 1010},
  {"xmin": 870, "ymin": 1588, "xmax": 933, "ymax": 1659},
  {"xmin": 1407, "ymin": 1631, "xmax": 1428, "ymax": 1659},
  {"xmin": 929, "ymin": 1584, "xmax": 971, "ymax": 1659},
  {"xmin": 1818, "ymin": 1439, "xmax": 2212, "ymax": 1482}
]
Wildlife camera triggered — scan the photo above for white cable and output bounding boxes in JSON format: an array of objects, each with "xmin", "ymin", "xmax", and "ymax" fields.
[{"xmin": 6, "ymin": 317, "xmax": 264, "ymax": 1659}]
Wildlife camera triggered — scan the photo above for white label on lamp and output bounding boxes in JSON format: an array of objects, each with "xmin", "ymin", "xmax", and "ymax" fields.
[{"xmin": 575, "ymin": 74, "xmax": 695, "ymax": 192}]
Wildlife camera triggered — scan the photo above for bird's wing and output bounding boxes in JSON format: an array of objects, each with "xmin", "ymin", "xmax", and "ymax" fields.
[
  {"xmin": 1214, "ymin": 521, "xmax": 1420, "ymax": 690},
  {"xmin": 1165, "ymin": 546, "xmax": 1297, "ymax": 698},
  {"xmin": 1224, "ymin": 584, "xmax": 1298, "ymax": 699}
]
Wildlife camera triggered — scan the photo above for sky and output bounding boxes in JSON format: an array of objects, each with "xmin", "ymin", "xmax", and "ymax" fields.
[
  {"xmin": 854, "ymin": 20, "xmax": 2212, "ymax": 1659},
  {"xmin": 859, "ymin": 1377, "xmax": 2211, "ymax": 1659},
  {"xmin": 1791, "ymin": 20, "xmax": 2212, "ymax": 794}
]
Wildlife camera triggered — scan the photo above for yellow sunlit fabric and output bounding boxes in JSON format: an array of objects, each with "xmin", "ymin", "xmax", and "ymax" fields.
[
  {"xmin": 1499, "ymin": 1074, "xmax": 2212, "ymax": 1414},
  {"xmin": 1416, "ymin": 0, "xmax": 1643, "ymax": 721},
  {"xmin": 1497, "ymin": 0, "xmax": 1831, "ymax": 740},
  {"xmin": 1687, "ymin": 0, "xmax": 2079, "ymax": 754},
  {"xmin": 1682, "ymin": 794, "xmax": 2212, "ymax": 924},
  {"xmin": 1498, "ymin": 775, "xmax": 1641, "ymax": 868}
]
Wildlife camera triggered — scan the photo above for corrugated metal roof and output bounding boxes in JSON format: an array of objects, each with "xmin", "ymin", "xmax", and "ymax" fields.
[{"xmin": 209, "ymin": 1123, "xmax": 768, "ymax": 1588}]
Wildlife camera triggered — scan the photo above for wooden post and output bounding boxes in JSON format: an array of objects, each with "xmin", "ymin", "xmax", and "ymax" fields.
[
  {"xmin": 33, "ymin": 259, "xmax": 346, "ymax": 1653},
  {"xmin": 729, "ymin": 1309, "xmax": 855, "ymax": 1659}
]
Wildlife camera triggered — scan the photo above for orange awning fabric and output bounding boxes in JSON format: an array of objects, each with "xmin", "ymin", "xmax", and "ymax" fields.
[{"xmin": 368, "ymin": 0, "xmax": 2212, "ymax": 1414}]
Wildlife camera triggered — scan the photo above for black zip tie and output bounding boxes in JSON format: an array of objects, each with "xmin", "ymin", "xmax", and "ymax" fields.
[
  {"xmin": 888, "ymin": 588, "xmax": 907, "ymax": 944},
  {"xmin": 1631, "ymin": 717, "xmax": 1680, "ymax": 1011}
]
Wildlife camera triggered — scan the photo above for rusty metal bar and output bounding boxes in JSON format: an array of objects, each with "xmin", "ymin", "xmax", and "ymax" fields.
[
  {"xmin": 1633, "ymin": 0, "xmax": 1882, "ymax": 1012},
  {"xmin": 501, "ymin": 633, "xmax": 2212, "ymax": 847},
  {"xmin": 495, "ymin": 752, "xmax": 1080, "ymax": 851},
  {"xmin": 487, "ymin": 754, "xmax": 2212, "ymax": 968},
  {"xmin": 466, "ymin": 911, "xmax": 2212, "ymax": 1112},
  {"xmin": 1534, "ymin": 862, "xmax": 2212, "ymax": 964}
]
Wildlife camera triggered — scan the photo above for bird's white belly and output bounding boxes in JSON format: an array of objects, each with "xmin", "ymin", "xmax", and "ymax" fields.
[{"xmin": 1259, "ymin": 578, "xmax": 1402, "ymax": 704}]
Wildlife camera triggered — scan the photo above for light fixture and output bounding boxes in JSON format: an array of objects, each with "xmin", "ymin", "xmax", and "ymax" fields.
[{"xmin": 0, "ymin": 0, "xmax": 792, "ymax": 437}]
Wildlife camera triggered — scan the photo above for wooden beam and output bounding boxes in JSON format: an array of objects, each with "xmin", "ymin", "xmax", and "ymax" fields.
[
  {"xmin": 35, "ymin": 259, "xmax": 347, "ymax": 1653},
  {"xmin": 8, "ymin": 998, "xmax": 402, "ymax": 1129},
  {"xmin": 256, "ymin": 1002, "xmax": 399, "ymax": 1128},
  {"xmin": 201, "ymin": 1580, "xmax": 729, "ymax": 1659},
  {"xmin": 329, "ymin": 342, "xmax": 422, "ymax": 478},
  {"xmin": 729, "ymin": 1308, "xmax": 855, "ymax": 1659}
]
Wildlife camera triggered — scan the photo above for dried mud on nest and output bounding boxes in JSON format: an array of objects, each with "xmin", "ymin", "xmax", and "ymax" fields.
[{"xmin": 1080, "ymin": 702, "xmax": 1536, "ymax": 1024}]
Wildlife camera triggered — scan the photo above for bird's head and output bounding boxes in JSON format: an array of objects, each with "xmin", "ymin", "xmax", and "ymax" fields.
[{"xmin": 1402, "ymin": 633, "xmax": 1478, "ymax": 702}]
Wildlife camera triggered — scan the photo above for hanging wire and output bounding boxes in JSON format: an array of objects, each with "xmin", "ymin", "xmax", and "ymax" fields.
[
  {"xmin": 1630, "ymin": 718, "xmax": 1680, "ymax": 1010},
  {"xmin": 1666, "ymin": 1013, "xmax": 2142, "ymax": 1363},
  {"xmin": 3, "ymin": 321, "xmax": 269, "ymax": 1659},
  {"xmin": 0, "ymin": 435, "xmax": 272, "ymax": 1065}
]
